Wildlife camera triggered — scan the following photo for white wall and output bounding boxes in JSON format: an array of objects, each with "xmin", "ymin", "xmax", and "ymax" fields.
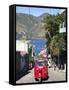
[
  {"xmin": 16, "ymin": 40, "xmax": 28, "ymax": 53},
  {"xmin": 0, "ymin": 0, "xmax": 69, "ymax": 89}
]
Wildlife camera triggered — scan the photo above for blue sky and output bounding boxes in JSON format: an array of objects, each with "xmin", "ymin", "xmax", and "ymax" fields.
[{"xmin": 16, "ymin": 6, "xmax": 65, "ymax": 17}]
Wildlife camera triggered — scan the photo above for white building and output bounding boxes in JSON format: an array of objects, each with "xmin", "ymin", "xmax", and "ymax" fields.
[
  {"xmin": 16, "ymin": 40, "xmax": 29, "ymax": 54},
  {"xmin": 59, "ymin": 10, "xmax": 66, "ymax": 33}
]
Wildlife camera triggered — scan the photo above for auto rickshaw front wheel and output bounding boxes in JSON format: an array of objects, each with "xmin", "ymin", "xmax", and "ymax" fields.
[
  {"xmin": 35, "ymin": 78, "xmax": 42, "ymax": 82},
  {"xmin": 35, "ymin": 78, "xmax": 38, "ymax": 81}
]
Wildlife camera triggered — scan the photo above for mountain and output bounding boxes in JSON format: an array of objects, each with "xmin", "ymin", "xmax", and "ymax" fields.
[
  {"xmin": 37, "ymin": 13, "xmax": 49, "ymax": 21},
  {"xmin": 16, "ymin": 13, "xmax": 48, "ymax": 40}
]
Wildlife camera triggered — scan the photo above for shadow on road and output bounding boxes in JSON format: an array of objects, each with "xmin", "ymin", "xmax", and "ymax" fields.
[
  {"xmin": 35, "ymin": 76, "xmax": 49, "ymax": 82},
  {"xmin": 42, "ymin": 76, "xmax": 49, "ymax": 81},
  {"xmin": 16, "ymin": 70, "xmax": 30, "ymax": 81}
]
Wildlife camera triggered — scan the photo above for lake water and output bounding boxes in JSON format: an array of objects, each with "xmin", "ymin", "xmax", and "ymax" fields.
[{"xmin": 31, "ymin": 38, "xmax": 47, "ymax": 54}]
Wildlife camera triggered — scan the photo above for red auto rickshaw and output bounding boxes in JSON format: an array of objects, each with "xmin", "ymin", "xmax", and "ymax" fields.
[{"xmin": 34, "ymin": 58, "xmax": 48, "ymax": 81}]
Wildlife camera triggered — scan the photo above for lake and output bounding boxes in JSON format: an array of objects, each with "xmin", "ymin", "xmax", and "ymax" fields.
[{"xmin": 31, "ymin": 38, "xmax": 47, "ymax": 54}]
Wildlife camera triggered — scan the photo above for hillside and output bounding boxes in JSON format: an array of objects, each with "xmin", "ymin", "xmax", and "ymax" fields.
[{"xmin": 16, "ymin": 13, "xmax": 48, "ymax": 40}]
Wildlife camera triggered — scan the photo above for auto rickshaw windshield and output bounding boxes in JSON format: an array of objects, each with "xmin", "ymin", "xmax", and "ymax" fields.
[{"xmin": 35, "ymin": 60, "xmax": 47, "ymax": 66}]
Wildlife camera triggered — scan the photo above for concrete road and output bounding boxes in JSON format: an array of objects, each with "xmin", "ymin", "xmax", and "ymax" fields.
[{"xmin": 16, "ymin": 67, "xmax": 66, "ymax": 84}]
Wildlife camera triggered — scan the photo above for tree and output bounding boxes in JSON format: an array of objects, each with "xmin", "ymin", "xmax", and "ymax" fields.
[
  {"xmin": 49, "ymin": 34, "xmax": 66, "ymax": 56},
  {"xmin": 43, "ymin": 14, "xmax": 64, "ymax": 38},
  {"xmin": 42, "ymin": 12, "xmax": 66, "ymax": 63},
  {"xmin": 28, "ymin": 46, "xmax": 32, "ymax": 63}
]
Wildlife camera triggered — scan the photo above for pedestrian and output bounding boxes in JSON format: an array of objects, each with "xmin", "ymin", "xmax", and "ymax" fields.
[
  {"xmin": 53, "ymin": 57, "xmax": 56, "ymax": 71},
  {"xmin": 54, "ymin": 64, "xmax": 56, "ymax": 71}
]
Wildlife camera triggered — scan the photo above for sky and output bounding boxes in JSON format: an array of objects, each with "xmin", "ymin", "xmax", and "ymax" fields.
[{"xmin": 16, "ymin": 6, "xmax": 65, "ymax": 17}]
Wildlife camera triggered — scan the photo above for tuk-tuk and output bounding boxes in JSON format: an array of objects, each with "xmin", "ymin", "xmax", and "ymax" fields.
[{"xmin": 34, "ymin": 59, "xmax": 48, "ymax": 81}]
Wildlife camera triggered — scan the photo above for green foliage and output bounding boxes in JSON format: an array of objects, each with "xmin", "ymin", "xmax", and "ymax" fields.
[
  {"xmin": 35, "ymin": 54, "xmax": 44, "ymax": 58},
  {"xmin": 28, "ymin": 46, "xmax": 32, "ymax": 63},
  {"xmin": 49, "ymin": 34, "xmax": 66, "ymax": 56},
  {"xmin": 43, "ymin": 14, "xmax": 64, "ymax": 38},
  {"xmin": 42, "ymin": 12, "xmax": 66, "ymax": 58}
]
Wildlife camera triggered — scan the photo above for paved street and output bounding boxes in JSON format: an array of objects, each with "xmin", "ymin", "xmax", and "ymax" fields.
[{"xmin": 16, "ymin": 67, "xmax": 66, "ymax": 84}]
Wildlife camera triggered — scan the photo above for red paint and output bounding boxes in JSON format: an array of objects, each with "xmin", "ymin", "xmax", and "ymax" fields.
[{"xmin": 34, "ymin": 66, "xmax": 48, "ymax": 79}]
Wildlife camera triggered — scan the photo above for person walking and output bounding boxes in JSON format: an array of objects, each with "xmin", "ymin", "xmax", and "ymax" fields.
[{"xmin": 53, "ymin": 57, "xmax": 56, "ymax": 71}]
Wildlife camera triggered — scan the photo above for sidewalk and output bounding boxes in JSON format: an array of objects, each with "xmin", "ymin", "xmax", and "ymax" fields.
[{"xmin": 51, "ymin": 65, "xmax": 66, "ymax": 74}]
